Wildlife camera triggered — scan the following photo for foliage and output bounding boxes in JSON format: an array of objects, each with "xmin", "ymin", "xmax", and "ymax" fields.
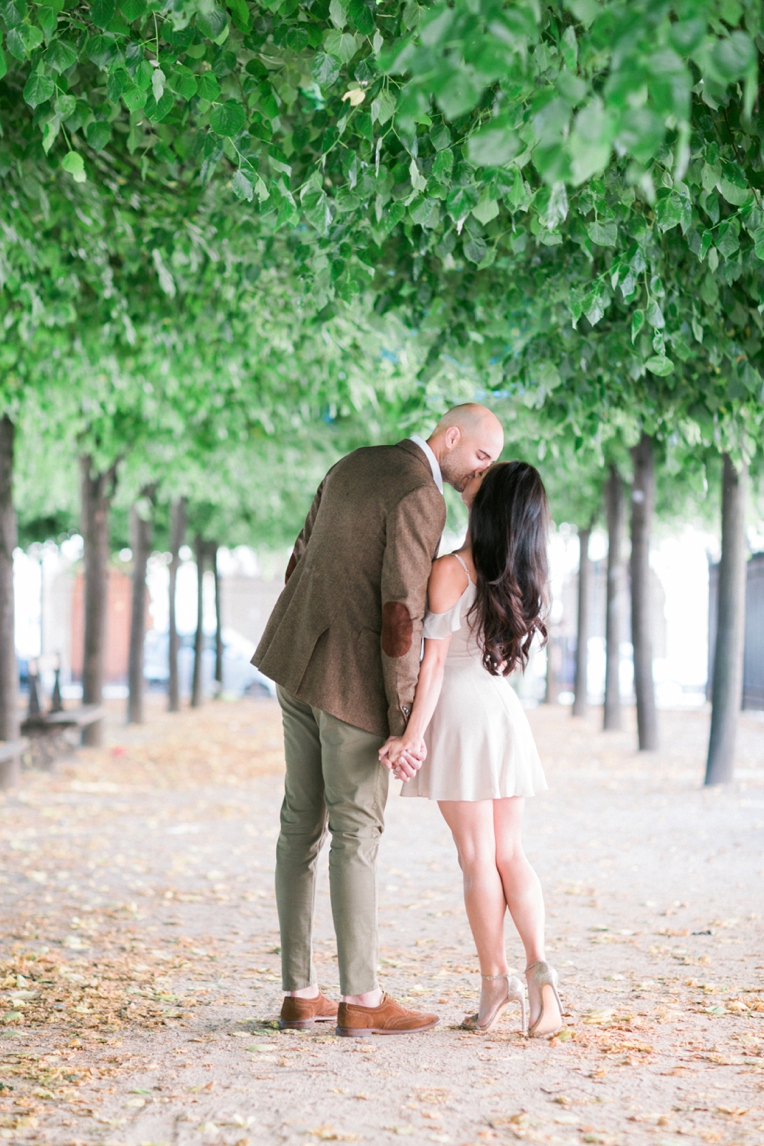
[{"xmin": 2, "ymin": 0, "xmax": 763, "ymax": 556}]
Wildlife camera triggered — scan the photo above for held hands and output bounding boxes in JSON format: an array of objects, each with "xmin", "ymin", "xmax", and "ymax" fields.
[{"xmin": 378, "ymin": 735, "xmax": 427, "ymax": 782}]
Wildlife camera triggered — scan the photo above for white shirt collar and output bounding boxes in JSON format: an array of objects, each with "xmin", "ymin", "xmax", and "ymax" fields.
[{"xmin": 409, "ymin": 434, "xmax": 443, "ymax": 494}]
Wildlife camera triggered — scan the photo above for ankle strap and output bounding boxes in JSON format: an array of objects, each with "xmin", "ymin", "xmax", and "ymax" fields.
[
  {"xmin": 525, "ymin": 961, "xmax": 545, "ymax": 973},
  {"xmin": 481, "ymin": 972, "xmax": 508, "ymax": 980}
]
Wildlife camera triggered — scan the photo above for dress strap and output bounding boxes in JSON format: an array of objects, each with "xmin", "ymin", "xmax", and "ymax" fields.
[{"xmin": 451, "ymin": 551, "xmax": 474, "ymax": 586}]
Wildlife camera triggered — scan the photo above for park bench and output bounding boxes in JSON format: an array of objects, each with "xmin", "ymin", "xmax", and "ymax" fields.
[
  {"xmin": 21, "ymin": 704, "xmax": 105, "ymax": 767},
  {"xmin": 0, "ymin": 738, "xmax": 29, "ymax": 791}
]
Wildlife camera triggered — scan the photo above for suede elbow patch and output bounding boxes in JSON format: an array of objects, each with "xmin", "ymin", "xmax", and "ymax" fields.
[{"xmin": 382, "ymin": 601, "xmax": 413, "ymax": 658}]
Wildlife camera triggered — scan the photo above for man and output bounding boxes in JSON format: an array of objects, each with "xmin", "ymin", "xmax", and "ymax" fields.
[{"xmin": 252, "ymin": 404, "xmax": 504, "ymax": 1036}]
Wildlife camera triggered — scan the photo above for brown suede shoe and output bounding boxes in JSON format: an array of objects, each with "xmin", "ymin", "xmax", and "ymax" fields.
[
  {"xmin": 279, "ymin": 992, "xmax": 338, "ymax": 1030},
  {"xmin": 336, "ymin": 993, "xmax": 440, "ymax": 1037}
]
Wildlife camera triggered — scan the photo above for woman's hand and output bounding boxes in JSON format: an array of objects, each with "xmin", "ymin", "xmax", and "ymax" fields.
[{"xmin": 379, "ymin": 735, "xmax": 426, "ymax": 781}]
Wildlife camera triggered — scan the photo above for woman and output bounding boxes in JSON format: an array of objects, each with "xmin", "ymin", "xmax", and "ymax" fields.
[{"xmin": 379, "ymin": 461, "xmax": 562, "ymax": 1037}]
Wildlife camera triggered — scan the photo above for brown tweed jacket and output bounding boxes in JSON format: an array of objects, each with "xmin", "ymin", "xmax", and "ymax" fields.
[{"xmin": 252, "ymin": 440, "xmax": 446, "ymax": 737}]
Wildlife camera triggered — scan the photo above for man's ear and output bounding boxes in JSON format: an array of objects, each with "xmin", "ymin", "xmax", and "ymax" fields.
[{"xmin": 444, "ymin": 426, "xmax": 461, "ymax": 450}]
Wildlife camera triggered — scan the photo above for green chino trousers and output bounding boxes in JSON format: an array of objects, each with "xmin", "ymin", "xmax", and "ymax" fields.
[{"xmin": 275, "ymin": 685, "xmax": 389, "ymax": 997}]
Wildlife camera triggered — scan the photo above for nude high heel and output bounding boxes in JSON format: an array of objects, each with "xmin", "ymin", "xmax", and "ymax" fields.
[
  {"xmin": 461, "ymin": 974, "xmax": 527, "ymax": 1035},
  {"xmin": 526, "ymin": 960, "xmax": 563, "ymax": 1038}
]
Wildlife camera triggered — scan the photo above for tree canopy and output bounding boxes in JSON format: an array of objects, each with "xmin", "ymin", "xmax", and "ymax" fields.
[{"xmin": 1, "ymin": 0, "xmax": 763, "ymax": 542}]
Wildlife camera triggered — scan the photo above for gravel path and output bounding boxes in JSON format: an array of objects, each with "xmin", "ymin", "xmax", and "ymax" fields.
[{"xmin": 1, "ymin": 696, "xmax": 763, "ymax": 1146}]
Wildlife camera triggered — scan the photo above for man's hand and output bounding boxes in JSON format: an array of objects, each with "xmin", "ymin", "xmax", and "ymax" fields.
[{"xmin": 379, "ymin": 735, "xmax": 426, "ymax": 782}]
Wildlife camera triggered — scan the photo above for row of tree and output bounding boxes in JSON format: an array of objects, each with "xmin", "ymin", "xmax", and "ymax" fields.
[{"xmin": 1, "ymin": 1, "xmax": 763, "ymax": 784}]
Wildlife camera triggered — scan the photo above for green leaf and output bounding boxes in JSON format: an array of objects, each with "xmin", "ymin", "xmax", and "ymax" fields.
[
  {"xmin": 645, "ymin": 356, "xmax": 675, "ymax": 376},
  {"xmin": 565, "ymin": 0, "xmax": 600, "ymax": 28},
  {"xmin": 446, "ymin": 184, "xmax": 479, "ymax": 221},
  {"xmin": 569, "ymin": 98, "xmax": 614, "ymax": 184},
  {"xmin": 463, "ymin": 236, "xmax": 487, "ymax": 264},
  {"xmin": 719, "ymin": 162, "xmax": 750, "ymax": 207},
  {"xmin": 312, "ymin": 52, "xmax": 341, "ymax": 88},
  {"xmin": 134, "ymin": 59, "xmax": 153, "ymax": 90},
  {"xmin": 434, "ymin": 69, "xmax": 482, "ymax": 120},
  {"xmin": 23, "ymin": 72, "xmax": 55, "ymax": 107},
  {"xmin": 227, "ymin": 0, "xmax": 251, "ymax": 32},
  {"xmin": 324, "ymin": 29, "xmax": 359, "ymax": 64},
  {"xmin": 197, "ymin": 73, "xmax": 221, "ymax": 102},
  {"xmin": 86, "ymin": 120, "xmax": 112, "ymax": 150},
  {"xmin": 87, "ymin": 33, "xmax": 118, "ymax": 68},
  {"xmin": 669, "ymin": 17, "xmax": 705, "ymax": 55},
  {"xmin": 409, "ymin": 196, "xmax": 440, "ymax": 228},
  {"xmin": 0, "ymin": 0, "xmax": 26, "ymax": 31},
  {"xmin": 5, "ymin": 27, "xmax": 25, "ymax": 59},
  {"xmin": 145, "ymin": 89, "xmax": 174, "ymax": 121},
  {"xmin": 61, "ymin": 150, "xmax": 86, "ymax": 182},
  {"xmin": 631, "ymin": 309, "xmax": 644, "ymax": 343},
  {"xmin": 232, "ymin": 169, "xmax": 254, "ymax": 201},
  {"xmin": 432, "ymin": 147, "xmax": 453, "ymax": 178},
  {"xmin": 645, "ymin": 299, "xmax": 665, "ymax": 329},
  {"xmin": 54, "ymin": 92, "xmax": 76, "ymax": 119},
  {"xmin": 616, "ymin": 108, "xmax": 664, "ymax": 165},
  {"xmin": 329, "ymin": 0, "xmax": 346, "ymax": 30},
  {"xmin": 118, "ymin": 0, "xmax": 147, "ymax": 20},
  {"xmin": 169, "ymin": 65, "xmax": 197, "ymax": 100},
  {"xmin": 583, "ymin": 289, "xmax": 604, "ymax": 326},
  {"xmin": 209, "ymin": 100, "xmax": 246, "ymax": 137},
  {"xmin": 90, "ymin": 0, "xmax": 115, "ymax": 29},
  {"xmin": 349, "ymin": 0, "xmax": 374, "ymax": 35},
  {"xmin": 45, "ymin": 38, "xmax": 77, "ymax": 73},
  {"xmin": 716, "ymin": 219, "xmax": 740, "ymax": 259},
  {"xmin": 197, "ymin": 7, "xmax": 229, "ymax": 41},
  {"xmin": 711, "ymin": 32, "xmax": 754, "ymax": 82},
  {"xmin": 587, "ymin": 219, "xmax": 617, "ymax": 247},
  {"xmin": 122, "ymin": 83, "xmax": 147, "ymax": 111},
  {"xmin": 467, "ymin": 119, "xmax": 520, "ymax": 167},
  {"xmin": 42, "ymin": 118, "xmax": 60, "ymax": 153},
  {"xmin": 151, "ymin": 67, "xmax": 165, "ymax": 102},
  {"xmin": 19, "ymin": 23, "xmax": 42, "ymax": 52},
  {"xmin": 0, "ymin": 49, "xmax": 6, "ymax": 80},
  {"xmin": 409, "ymin": 155, "xmax": 426, "ymax": 193},
  {"xmin": 472, "ymin": 195, "xmax": 499, "ymax": 225},
  {"xmin": 256, "ymin": 81, "xmax": 279, "ymax": 120},
  {"xmin": 370, "ymin": 88, "xmax": 396, "ymax": 125},
  {"xmin": 107, "ymin": 67, "xmax": 128, "ymax": 102}
]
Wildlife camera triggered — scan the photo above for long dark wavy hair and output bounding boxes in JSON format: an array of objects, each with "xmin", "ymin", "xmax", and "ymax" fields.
[{"xmin": 468, "ymin": 461, "xmax": 550, "ymax": 677}]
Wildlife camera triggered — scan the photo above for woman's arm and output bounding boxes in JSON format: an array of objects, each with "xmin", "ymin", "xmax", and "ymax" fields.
[{"xmin": 379, "ymin": 554, "xmax": 469, "ymax": 778}]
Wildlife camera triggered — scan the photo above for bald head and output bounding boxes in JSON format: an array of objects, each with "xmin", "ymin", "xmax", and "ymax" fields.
[{"xmin": 427, "ymin": 403, "xmax": 504, "ymax": 493}]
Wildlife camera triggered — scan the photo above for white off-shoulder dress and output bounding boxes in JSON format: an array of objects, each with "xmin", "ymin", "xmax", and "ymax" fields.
[{"xmin": 401, "ymin": 554, "xmax": 547, "ymax": 802}]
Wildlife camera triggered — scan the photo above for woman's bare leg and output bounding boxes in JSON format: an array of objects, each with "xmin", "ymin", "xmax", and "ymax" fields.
[
  {"xmin": 493, "ymin": 797, "xmax": 549, "ymax": 1027},
  {"xmin": 438, "ymin": 800, "xmax": 512, "ymax": 1024}
]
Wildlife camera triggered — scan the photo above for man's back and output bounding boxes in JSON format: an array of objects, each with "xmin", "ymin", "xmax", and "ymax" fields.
[{"xmin": 253, "ymin": 439, "xmax": 445, "ymax": 737}]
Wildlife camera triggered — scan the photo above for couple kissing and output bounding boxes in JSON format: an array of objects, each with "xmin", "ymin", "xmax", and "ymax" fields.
[{"xmin": 252, "ymin": 404, "xmax": 563, "ymax": 1039}]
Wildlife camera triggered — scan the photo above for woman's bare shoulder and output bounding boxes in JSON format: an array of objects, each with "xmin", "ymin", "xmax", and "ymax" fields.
[{"xmin": 428, "ymin": 554, "xmax": 470, "ymax": 613}]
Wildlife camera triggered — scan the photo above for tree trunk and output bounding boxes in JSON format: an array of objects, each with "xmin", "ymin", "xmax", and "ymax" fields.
[
  {"xmin": 127, "ymin": 490, "xmax": 154, "ymax": 725},
  {"xmin": 191, "ymin": 535, "xmax": 205, "ymax": 708},
  {"xmin": 705, "ymin": 454, "xmax": 748, "ymax": 785},
  {"xmin": 603, "ymin": 464, "xmax": 625, "ymax": 731},
  {"xmin": 0, "ymin": 416, "xmax": 18, "ymax": 742},
  {"xmin": 572, "ymin": 527, "xmax": 591, "ymax": 718},
  {"xmin": 544, "ymin": 630, "xmax": 561, "ymax": 705},
  {"xmin": 80, "ymin": 456, "xmax": 117, "ymax": 747},
  {"xmin": 630, "ymin": 433, "xmax": 658, "ymax": 750},
  {"xmin": 212, "ymin": 544, "xmax": 223, "ymax": 694},
  {"xmin": 168, "ymin": 497, "xmax": 186, "ymax": 713}
]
